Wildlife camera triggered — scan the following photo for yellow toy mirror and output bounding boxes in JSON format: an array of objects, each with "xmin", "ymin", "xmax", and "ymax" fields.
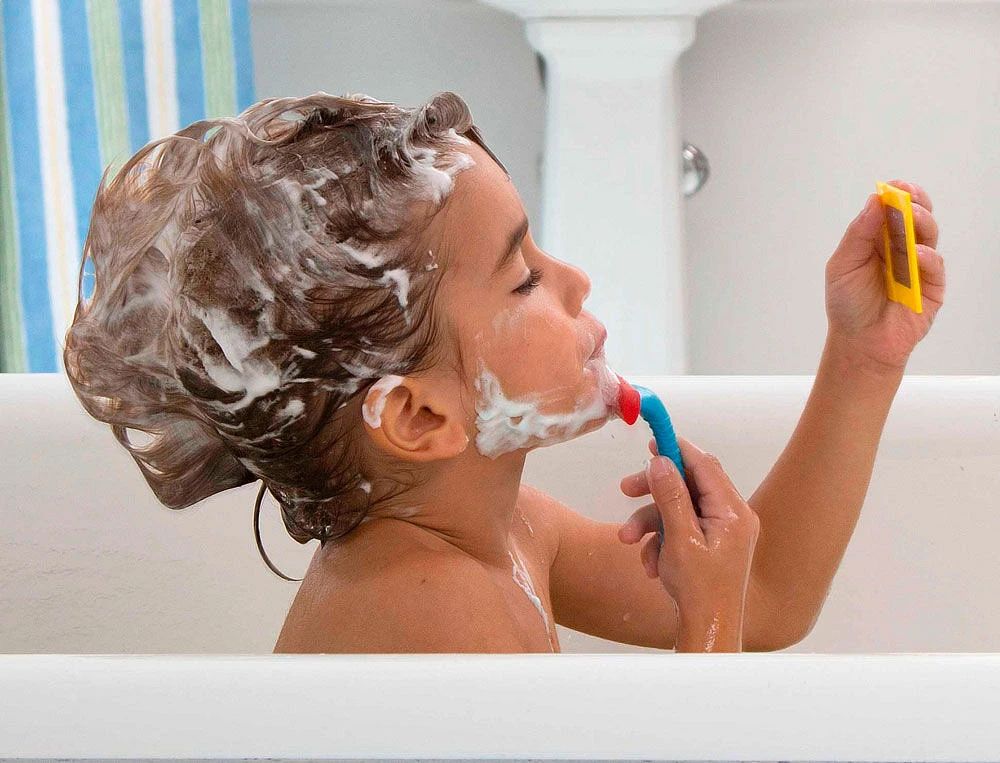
[{"xmin": 876, "ymin": 181, "xmax": 923, "ymax": 314}]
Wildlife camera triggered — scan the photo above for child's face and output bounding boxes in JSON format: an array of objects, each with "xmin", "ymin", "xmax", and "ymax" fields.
[{"xmin": 432, "ymin": 143, "xmax": 616, "ymax": 458}]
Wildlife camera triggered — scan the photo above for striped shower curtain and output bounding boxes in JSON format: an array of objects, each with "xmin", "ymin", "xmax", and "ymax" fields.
[{"xmin": 0, "ymin": 0, "xmax": 255, "ymax": 372}]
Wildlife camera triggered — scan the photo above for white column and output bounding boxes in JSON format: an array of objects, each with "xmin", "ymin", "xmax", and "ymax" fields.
[{"xmin": 478, "ymin": 1, "xmax": 734, "ymax": 375}]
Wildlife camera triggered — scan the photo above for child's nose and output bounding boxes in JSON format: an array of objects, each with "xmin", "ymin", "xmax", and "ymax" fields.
[
  {"xmin": 543, "ymin": 251, "xmax": 592, "ymax": 315},
  {"xmin": 564, "ymin": 261, "xmax": 592, "ymax": 315}
]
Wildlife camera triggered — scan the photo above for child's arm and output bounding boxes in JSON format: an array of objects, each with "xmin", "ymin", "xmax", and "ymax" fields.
[
  {"xmin": 539, "ymin": 181, "xmax": 945, "ymax": 652},
  {"xmin": 742, "ymin": 332, "xmax": 904, "ymax": 643},
  {"xmin": 749, "ymin": 179, "xmax": 945, "ymax": 640},
  {"xmin": 527, "ymin": 483, "xmax": 785, "ymax": 652}
]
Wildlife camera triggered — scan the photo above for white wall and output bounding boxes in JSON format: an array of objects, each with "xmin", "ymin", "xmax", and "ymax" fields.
[
  {"xmin": 682, "ymin": 0, "xmax": 1000, "ymax": 374},
  {"xmin": 251, "ymin": 0, "xmax": 1000, "ymax": 374}
]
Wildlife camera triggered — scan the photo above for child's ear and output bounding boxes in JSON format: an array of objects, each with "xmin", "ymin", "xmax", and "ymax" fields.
[{"xmin": 362, "ymin": 376, "xmax": 469, "ymax": 462}]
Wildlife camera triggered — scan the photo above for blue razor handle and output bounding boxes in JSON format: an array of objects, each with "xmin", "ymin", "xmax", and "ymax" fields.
[
  {"xmin": 633, "ymin": 385, "xmax": 684, "ymax": 548},
  {"xmin": 633, "ymin": 385, "xmax": 684, "ymax": 477}
]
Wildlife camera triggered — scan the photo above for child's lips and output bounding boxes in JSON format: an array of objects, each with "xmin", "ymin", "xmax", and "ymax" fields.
[{"xmin": 587, "ymin": 327, "xmax": 608, "ymax": 362}]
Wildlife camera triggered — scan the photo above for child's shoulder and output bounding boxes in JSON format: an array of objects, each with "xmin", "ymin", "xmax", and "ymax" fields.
[
  {"xmin": 274, "ymin": 519, "xmax": 527, "ymax": 653},
  {"xmin": 516, "ymin": 482, "xmax": 568, "ymax": 564}
]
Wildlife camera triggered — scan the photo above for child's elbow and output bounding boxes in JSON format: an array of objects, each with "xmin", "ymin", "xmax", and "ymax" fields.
[
  {"xmin": 754, "ymin": 613, "xmax": 818, "ymax": 652},
  {"xmin": 743, "ymin": 609, "xmax": 816, "ymax": 652},
  {"xmin": 743, "ymin": 630, "xmax": 798, "ymax": 652}
]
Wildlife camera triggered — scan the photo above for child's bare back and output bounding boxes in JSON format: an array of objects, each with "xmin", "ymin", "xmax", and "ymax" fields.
[{"xmin": 275, "ymin": 484, "xmax": 559, "ymax": 653}]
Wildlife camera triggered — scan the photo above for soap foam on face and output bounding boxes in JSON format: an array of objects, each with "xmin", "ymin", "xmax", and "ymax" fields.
[
  {"xmin": 587, "ymin": 348, "xmax": 621, "ymax": 412},
  {"xmin": 473, "ymin": 361, "xmax": 617, "ymax": 459}
]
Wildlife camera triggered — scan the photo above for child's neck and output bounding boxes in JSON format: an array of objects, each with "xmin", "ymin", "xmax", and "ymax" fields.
[{"xmin": 378, "ymin": 447, "xmax": 528, "ymax": 570}]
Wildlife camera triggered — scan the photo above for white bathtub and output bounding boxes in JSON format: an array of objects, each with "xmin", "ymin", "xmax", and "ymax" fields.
[
  {"xmin": 3, "ymin": 653, "xmax": 1000, "ymax": 760},
  {"xmin": 2, "ymin": 373, "xmax": 1000, "ymax": 760}
]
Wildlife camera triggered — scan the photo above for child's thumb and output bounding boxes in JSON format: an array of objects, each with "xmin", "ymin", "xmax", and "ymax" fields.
[
  {"xmin": 828, "ymin": 194, "xmax": 884, "ymax": 273},
  {"xmin": 645, "ymin": 456, "xmax": 700, "ymax": 541}
]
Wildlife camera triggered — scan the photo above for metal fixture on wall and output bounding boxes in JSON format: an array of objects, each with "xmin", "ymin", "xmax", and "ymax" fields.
[{"xmin": 681, "ymin": 141, "xmax": 709, "ymax": 197}]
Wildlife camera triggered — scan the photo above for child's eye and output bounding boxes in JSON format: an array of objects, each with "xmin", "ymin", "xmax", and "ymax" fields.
[{"xmin": 514, "ymin": 268, "xmax": 543, "ymax": 295}]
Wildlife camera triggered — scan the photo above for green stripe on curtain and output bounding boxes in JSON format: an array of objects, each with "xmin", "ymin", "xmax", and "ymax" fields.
[
  {"xmin": 200, "ymin": 0, "xmax": 236, "ymax": 119},
  {"xmin": 88, "ymin": 0, "xmax": 129, "ymax": 178},
  {"xmin": 0, "ymin": 16, "xmax": 27, "ymax": 373}
]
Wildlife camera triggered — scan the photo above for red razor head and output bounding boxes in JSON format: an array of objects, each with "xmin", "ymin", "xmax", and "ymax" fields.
[{"xmin": 616, "ymin": 375, "xmax": 641, "ymax": 425}]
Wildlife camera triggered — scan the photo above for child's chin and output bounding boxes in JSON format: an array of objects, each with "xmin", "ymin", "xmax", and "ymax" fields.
[
  {"xmin": 578, "ymin": 411, "xmax": 610, "ymax": 436},
  {"xmin": 522, "ymin": 410, "xmax": 609, "ymax": 454}
]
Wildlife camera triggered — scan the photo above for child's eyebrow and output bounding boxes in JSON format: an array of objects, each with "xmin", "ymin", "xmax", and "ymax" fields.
[{"xmin": 491, "ymin": 215, "xmax": 530, "ymax": 279}]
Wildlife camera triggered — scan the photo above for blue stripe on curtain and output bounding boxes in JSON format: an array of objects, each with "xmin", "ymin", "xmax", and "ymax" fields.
[
  {"xmin": 230, "ymin": 0, "xmax": 254, "ymax": 112},
  {"xmin": 2, "ymin": 0, "xmax": 56, "ymax": 373},
  {"xmin": 60, "ymin": 0, "xmax": 103, "ymax": 281},
  {"xmin": 173, "ymin": 0, "xmax": 205, "ymax": 129},
  {"xmin": 118, "ymin": 0, "xmax": 149, "ymax": 153}
]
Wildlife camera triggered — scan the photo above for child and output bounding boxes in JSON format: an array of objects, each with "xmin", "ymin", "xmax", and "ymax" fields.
[{"xmin": 64, "ymin": 91, "xmax": 946, "ymax": 653}]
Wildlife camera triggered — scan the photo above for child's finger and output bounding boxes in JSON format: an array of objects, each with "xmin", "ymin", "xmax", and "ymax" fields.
[
  {"xmin": 618, "ymin": 503, "xmax": 661, "ymax": 543},
  {"xmin": 888, "ymin": 179, "xmax": 933, "ymax": 213},
  {"xmin": 910, "ymin": 202, "xmax": 939, "ymax": 249},
  {"xmin": 831, "ymin": 194, "xmax": 884, "ymax": 271},
  {"xmin": 619, "ymin": 439, "xmax": 659, "ymax": 497},
  {"xmin": 620, "ymin": 466, "xmax": 651, "ymax": 497},
  {"xmin": 620, "ymin": 473, "xmax": 649, "ymax": 498},
  {"xmin": 645, "ymin": 456, "xmax": 703, "ymax": 541},
  {"xmin": 916, "ymin": 245, "xmax": 947, "ymax": 292},
  {"xmin": 641, "ymin": 532, "xmax": 661, "ymax": 578},
  {"xmin": 623, "ymin": 440, "xmax": 726, "ymax": 499},
  {"xmin": 673, "ymin": 438, "xmax": 744, "ymax": 520}
]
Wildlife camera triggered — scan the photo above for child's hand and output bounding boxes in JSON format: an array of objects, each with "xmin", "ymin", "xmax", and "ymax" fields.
[
  {"xmin": 824, "ymin": 180, "xmax": 946, "ymax": 373},
  {"xmin": 618, "ymin": 437, "xmax": 760, "ymax": 649}
]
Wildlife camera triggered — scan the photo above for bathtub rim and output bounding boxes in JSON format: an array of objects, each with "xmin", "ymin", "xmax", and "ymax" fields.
[{"xmin": 2, "ymin": 652, "xmax": 999, "ymax": 761}]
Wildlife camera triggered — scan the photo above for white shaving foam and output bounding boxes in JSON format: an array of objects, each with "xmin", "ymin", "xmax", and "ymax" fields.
[
  {"xmin": 588, "ymin": 350, "xmax": 623, "ymax": 412},
  {"xmin": 362, "ymin": 374, "xmax": 406, "ymax": 428},
  {"xmin": 473, "ymin": 365, "xmax": 609, "ymax": 459}
]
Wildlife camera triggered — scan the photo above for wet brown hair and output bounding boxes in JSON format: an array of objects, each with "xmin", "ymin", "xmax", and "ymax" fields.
[{"xmin": 64, "ymin": 91, "xmax": 508, "ymax": 569}]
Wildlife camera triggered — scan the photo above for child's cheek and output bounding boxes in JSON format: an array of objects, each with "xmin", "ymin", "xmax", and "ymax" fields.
[
  {"xmin": 474, "ymin": 307, "xmax": 579, "ymax": 399},
  {"xmin": 490, "ymin": 305, "xmax": 530, "ymax": 342},
  {"xmin": 491, "ymin": 305, "xmax": 519, "ymax": 333},
  {"xmin": 473, "ymin": 307, "xmax": 531, "ymax": 366}
]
